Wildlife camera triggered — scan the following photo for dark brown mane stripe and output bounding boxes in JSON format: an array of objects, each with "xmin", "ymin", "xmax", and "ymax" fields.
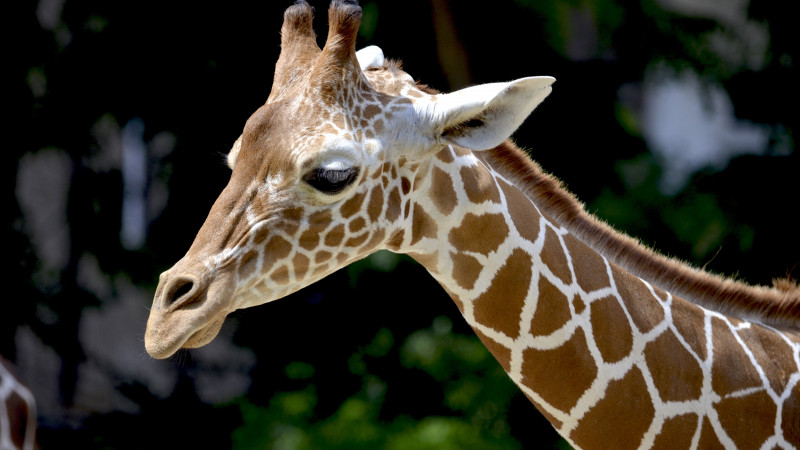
[{"xmin": 481, "ymin": 140, "xmax": 800, "ymax": 331}]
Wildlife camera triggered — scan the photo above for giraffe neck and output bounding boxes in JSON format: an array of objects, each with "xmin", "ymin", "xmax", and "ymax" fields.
[{"xmin": 400, "ymin": 144, "xmax": 800, "ymax": 449}]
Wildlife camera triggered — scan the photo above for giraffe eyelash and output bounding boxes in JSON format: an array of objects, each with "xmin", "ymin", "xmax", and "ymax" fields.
[{"xmin": 303, "ymin": 166, "xmax": 360, "ymax": 195}]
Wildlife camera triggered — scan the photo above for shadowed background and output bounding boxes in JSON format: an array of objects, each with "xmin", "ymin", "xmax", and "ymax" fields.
[{"xmin": 6, "ymin": 0, "xmax": 798, "ymax": 448}]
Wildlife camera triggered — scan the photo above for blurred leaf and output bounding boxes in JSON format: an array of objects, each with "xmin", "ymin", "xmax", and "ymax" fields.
[
  {"xmin": 662, "ymin": 193, "xmax": 727, "ymax": 259},
  {"xmin": 276, "ymin": 388, "xmax": 316, "ymax": 419},
  {"xmin": 359, "ymin": 2, "xmax": 379, "ymax": 41},
  {"xmin": 365, "ymin": 327, "xmax": 394, "ymax": 357},
  {"xmin": 385, "ymin": 416, "xmax": 521, "ymax": 450},
  {"xmin": 285, "ymin": 361, "xmax": 315, "ymax": 380}
]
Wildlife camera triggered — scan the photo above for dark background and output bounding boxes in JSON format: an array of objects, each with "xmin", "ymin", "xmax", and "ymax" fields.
[{"xmin": 7, "ymin": 0, "xmax": 798, "ymax": 448}]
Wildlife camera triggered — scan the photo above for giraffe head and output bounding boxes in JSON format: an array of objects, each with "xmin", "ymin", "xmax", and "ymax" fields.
[{"xmin": 144, "ymin": 0, "xmax": 553, "ymax": 359}]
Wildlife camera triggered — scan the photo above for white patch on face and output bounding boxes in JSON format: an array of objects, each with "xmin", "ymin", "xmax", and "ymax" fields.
[
  {"xmin": 356, "ymin": 45, "xmax": 385, "ymax": 71},
  {"xmin": 314, "ymin": 136, "xmax": 361, "ymax": 163},
  {"xmin": 319, "ymin": 159, "xmax": 351, "ymax": 172}
]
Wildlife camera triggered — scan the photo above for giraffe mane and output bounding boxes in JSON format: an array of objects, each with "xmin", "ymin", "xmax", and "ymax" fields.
[{"xmin": 481, "ymin": 141, "xmax": 800, "ymax": 331}]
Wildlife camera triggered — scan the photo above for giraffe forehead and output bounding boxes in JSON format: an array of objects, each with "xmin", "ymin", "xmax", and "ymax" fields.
[
  {"xmin": 362, "ymin": 63, "xmax": 422, "ymax": 98},
  {"xmin": 237, "ymin": 66, "xmax": 430, "ymax": 178}
]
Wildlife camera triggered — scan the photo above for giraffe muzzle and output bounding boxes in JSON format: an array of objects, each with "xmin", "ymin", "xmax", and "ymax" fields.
[{"xmin": 145, "ymin": 267, "xmax": 235, "ymax": 359}]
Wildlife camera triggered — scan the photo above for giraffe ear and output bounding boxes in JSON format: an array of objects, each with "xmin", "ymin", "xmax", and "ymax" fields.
[{"xmin": 432, "ymin": 76, "xmax": 555, "ymax": 151}]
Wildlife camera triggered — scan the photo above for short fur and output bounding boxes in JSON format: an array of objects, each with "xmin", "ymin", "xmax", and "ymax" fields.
[{"xmin": 482, "ymin": 141, "xmax": 800, "ymax": 331}]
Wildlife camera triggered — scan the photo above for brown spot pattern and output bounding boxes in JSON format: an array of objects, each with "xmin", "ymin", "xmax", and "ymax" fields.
[
  {"xmin": 651, "ymin": 414, "xmax": 699, "ymax": 450},
  {"xmin": 363, "ymin": 104, "xmax": 380, "ymax": 119},
  {"xmin": 299, "ymin": 229, "xmax": 320, "ymax": 251},
  {"xmin": 711, "ymin": 317, "xmax": 762, "ymax": 396},
  {"xmin": 410, "ymin": 203, "xmax": 437, "ymax": 245},
  {"xmin": 715, "ymin": 390, "xmax": 776, "ymax": 449},
  {"xmin": 697, "ymin": 417, "xmax": 726, "ymax": 450},
  {"xmin": 474, "ymin": 328, "xmax": 511, "ymax": 372},
  {"xmin": 529, "ymin": 276, "xmax": 571, "ymax": 336},
  {"xmin": 783, "ymin": 382, "xmax": 800, "ymax": 445},
  {"xmin": 436, "ymin": 147, "xmax": 454, "ymax": 163},
  {"xmin": 473, "ymin": 249, "xmax": 532, "ymax": 339},
  {"xmin": 541, "ymin": 227, "xmax": 571, "ymax": 284},
  {"xmin": 269, "ymin": 264, "xmax": 290, "ymax": 285},
  {"xmin": 737, "ymin": 324, "xmax": 798, "ymax": 393},
  {"xmin": 460, "ymin": 165, "xmax": 501, "ymax": 204},
  {"xmin": 386, "ymin": 187, "xmax": 402, "ymax": 222},
  {"xmin": 565, "ymin": 236, "xmax": 610, "ymax": 292},
  {"xmin": 267, "ymin": 235, "xmax": 292, "ymax": 262},
  {"xmin": 522, "ymin": 328, "xmax": 597, "ymax": 412},
  {"xmin": 324, "ymin": 224, "xmax": 345, "ymax": 247},
  {"xmin": 498, "ymin": 178, "xmax": 540, "ymax": 244},
  {"xmin": 448, "ymin": 213, "xmax": 508, "ymax": 255},
  {"xmin": 344, "ymin": 232, "xmax": 369, "ymax": 248},
  {"xmin": 452, "ymin": 146, "xmax": 472, "ymax": 158},
  {"xmin": 385, "ymin": 230, "xmax": 405, "ymax": 250},
  {"xmin": 367, "ymin": 185, "xmax": 384, "ymax": 221},
  {"xmin": 569, "ymin": 367, "xmax": 655, "ymax": 449},
  {"xmin": 590, "ymin": 296, "xmax": 633, "ymax": 363},
  {"xmin": 292, "ymin": 253, "xmax": 309, "ymax": 279},
  {"xmin": 614, "ymin": 265, "xmax": 665, "ymax": 334},
  {"xmin": 359, "ymin": 228, "xmax": 386, "ymax": 253},
  {"xmin": 671, "ymin": 300, "xmax": 708, "ymax": 360},
  {"xmin": 315, "ymin": 251, "xmax": 332, "ymax": 264},
  {"xmin": 573, "ymin": 294, "xmax": 586, "ymax": 314},
  {"xmin": 450, "ymin": 252, "xmax": 482, "ymax": 290},
  {"xmin": 348, "ymin": 216, "xmax": 366, "ymax": 233},
  {"xmin": 308, "ymin": 208, "xmax": 332, "ymax": 227},
  {"xmin": 400, "ymin": 177, "xmax": 411, "ymax": 195},
  {"xmin": 341, "ymin": 190, "xmax": 367, "ymax": 218},
  {"xmin": 431, "ymin": 166, "xmax": 457, "ymax": 215},
  {"xmin": 280, "ymin": 206, "xmax": 304, "ymax": 236},
  {"xmin": 644, "ymin": 330, "xmax": 703, "ymax": 402}
]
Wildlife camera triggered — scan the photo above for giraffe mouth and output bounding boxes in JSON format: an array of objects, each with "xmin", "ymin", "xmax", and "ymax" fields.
[
  {"xmin": 182, "ymin": 316, "xmax": 227, "ymax": 349},
  {"xmin": 145, "ymin": 308, "xmax": 230, "ymax": 359}
]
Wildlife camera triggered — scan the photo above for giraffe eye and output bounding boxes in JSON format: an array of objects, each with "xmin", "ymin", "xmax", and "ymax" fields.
[{"xmin": 303, "ymin": 165, "xmax": 360, "ymax": 194}]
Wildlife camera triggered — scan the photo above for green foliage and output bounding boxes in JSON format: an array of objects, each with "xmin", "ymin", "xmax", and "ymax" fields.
[
  {"xmin": 231, "ymin": 318, "xmax": 532, "ymax": 449},
  {"xmin": 359, "ymin": 2, "xmax": 380, "ymax": 41},
  {"xmin": 591, "ymin": 154, "xmax": 758, "ymax": 269},
  {"xmin": 384, "ymin": 416, "xmax": 518, "ymax": 450},
  {"xmin": 513, "ymin": 0, "xmax": 623, "ymax": 59}
]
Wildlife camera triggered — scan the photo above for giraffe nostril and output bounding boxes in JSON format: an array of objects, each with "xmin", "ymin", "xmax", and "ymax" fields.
[{"xmin": 164, "ymin": 276, "xmax": 197, "ymax": 307}]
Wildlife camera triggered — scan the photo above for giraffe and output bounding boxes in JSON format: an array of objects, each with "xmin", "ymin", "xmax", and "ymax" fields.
[
  {"xmin": 144, "ymin": 1, "xmax": 800, "ymax": 448},
  {"xmin": 0, "ymin": 357, "xmax": 36, "ymax": 450}
]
